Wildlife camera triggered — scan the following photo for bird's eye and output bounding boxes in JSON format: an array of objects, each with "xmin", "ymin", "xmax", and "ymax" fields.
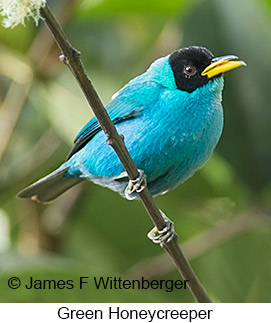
[{"xmin": 184, "ymin": 65, "xmax": 196, "ymax": 77}]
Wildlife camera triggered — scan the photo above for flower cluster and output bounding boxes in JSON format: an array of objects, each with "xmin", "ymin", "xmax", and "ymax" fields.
[{"xmin": 0, "ymin": 0, "xmax": 46, "ymax": 28}]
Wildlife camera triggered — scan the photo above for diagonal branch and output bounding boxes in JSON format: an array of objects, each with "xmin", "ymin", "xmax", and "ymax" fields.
[
  {"xmin": 40, "ymin": 4, "xmax": 211, "ymax": 303},
  {"xmin": 126, "ymin": 210, "xmax": 267, "ymax": 279}
]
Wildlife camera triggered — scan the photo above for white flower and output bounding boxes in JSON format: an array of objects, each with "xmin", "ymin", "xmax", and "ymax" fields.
[{"xmin": 0, "ymin": 0, "xmax": 46, "ymax": 28}]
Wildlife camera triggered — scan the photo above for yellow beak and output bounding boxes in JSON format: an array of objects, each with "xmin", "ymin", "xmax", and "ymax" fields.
[{"xmin": 201, "ymin": 55, "xmax": 246, "ymax": 79}]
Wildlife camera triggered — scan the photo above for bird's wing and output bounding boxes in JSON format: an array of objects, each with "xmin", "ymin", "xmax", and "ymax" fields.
[{"xmin": 66, "ymin": 81, "xmax": 157, "ymax": 160}]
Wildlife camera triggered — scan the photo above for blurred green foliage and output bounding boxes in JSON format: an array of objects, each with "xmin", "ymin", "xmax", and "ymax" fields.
[{"xmin": 0, "ymin": 0, "xmax": 270, "ymax": 303}]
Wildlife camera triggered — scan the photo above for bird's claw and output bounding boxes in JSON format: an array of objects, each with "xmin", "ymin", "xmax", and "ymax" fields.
[
  {"xmin": 147, "ymin": 211, "xmax": 177, "ymax": 247},
  {"xmin": 124, "ymin": 169, "xmax": 146, "ymax": 200}
]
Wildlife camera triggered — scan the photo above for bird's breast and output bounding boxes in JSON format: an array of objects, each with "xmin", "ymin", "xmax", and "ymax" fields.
[{"xmin": 144, "ymin": 86, "xmax": 224, "ymax": 174}]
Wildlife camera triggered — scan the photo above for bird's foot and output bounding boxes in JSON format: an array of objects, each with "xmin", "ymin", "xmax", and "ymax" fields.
[
  {"xmin": 147, "ymin": 211, "xmax": 177, "ymax": 247},
  {"xmin": 124, "ymin": 169, "xmax": 147, "ymax": 200}
]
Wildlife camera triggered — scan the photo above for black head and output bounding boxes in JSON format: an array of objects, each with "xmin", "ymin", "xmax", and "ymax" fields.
[{"xmin": 169, "ymin": 46, "xmax": 215, "ymax": 93}]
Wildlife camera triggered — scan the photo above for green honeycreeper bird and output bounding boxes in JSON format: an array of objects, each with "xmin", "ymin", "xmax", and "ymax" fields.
[{"xmin": 17, "ymin": 46, "xmax": 245, "ymax": 203}]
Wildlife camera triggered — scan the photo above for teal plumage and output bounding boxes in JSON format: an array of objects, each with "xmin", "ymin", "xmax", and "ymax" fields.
[{"xmin": 17, "ymin": 46, "xmax": 245, "ymax": 202}]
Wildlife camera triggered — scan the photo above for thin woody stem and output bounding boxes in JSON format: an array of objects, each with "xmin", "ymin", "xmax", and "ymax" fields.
[{"xmin": 40, "ymin": 4, "xmax": 212, "ymax": 303}]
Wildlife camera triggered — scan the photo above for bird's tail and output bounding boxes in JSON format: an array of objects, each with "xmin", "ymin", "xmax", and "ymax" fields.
[{"xmin": 17, "ymin": 167, "xmax": 82, "ymax": 203}]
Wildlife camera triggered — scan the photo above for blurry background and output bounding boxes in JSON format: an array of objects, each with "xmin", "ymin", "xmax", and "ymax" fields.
[{"xmin": 0, "ymin": 0, "xmax": 270, "ymax": 302}]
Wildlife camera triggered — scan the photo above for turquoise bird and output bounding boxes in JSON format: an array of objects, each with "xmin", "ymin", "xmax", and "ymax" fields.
[{"xmin": 17, "ymin": 46, "xmax": 245, "ymax": 202}]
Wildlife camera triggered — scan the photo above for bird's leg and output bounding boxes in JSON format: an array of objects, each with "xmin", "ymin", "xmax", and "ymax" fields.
[
  {"xmin": 124, "ymin": 169, "xmax": 147, "ymax": 200},
  {"xmin": 147, "ymin": 210, "xmax": 177, "ymax": 247}
]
